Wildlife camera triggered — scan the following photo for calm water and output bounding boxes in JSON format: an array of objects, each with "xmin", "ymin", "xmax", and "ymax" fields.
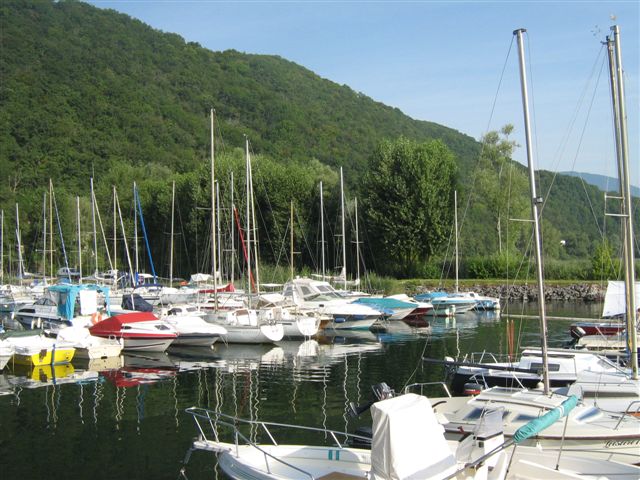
[{"xmin": 0, "ymin": 302, "xmax": 602, "ymax": 479}]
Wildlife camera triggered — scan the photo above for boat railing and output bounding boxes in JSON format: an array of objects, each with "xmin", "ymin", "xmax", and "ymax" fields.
[
  {"xmin": 464, "ymin": 351, "xmax": 511, "ymax": 364},
  {"xmin": 403, "ymin": 381, "xmax": 452, "ymax": 397},
  {"xmin": 614, "ymin": 400, "xmax": 640, "ymax": 429},
  {"xmin": 186, "ymin": 406, "xmax": 371, "ymax": 479}
]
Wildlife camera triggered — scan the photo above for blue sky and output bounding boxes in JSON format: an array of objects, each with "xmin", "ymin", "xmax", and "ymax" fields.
[{"xmin": 87, "ymin": 1, "xmax": 638, "ymax": 184}]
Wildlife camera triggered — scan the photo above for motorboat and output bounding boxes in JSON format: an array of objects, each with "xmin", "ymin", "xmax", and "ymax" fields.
[
  {"xmin": 161, "ymin": 305, "xmax": 227, "ymax": 347},
  {"xmin": 428, "ymin": 386, "xmax": 640, "ymax": 465},
  {"xmin": 436, "ymin": 347, "xmax": 622, "ymax": 394},
  {"xmin": 256, "ymin": 296, "xmax": 322, "ymax": 338},
  {"xmin": 415, "ymin": 291, "xmax": 478, "ymax": 314},
  {"xmin": 89, "ymin": 311, "xmax": 177, "ymax": 352},
  {"xmin": 56, "ymin": 326, "xmax": 123, "ymax": 359},
  {"xmin": 3, "ymin": 330, "xmax": 75, "ymax": 366},
  {"xmin": 186, "ymin": 388, "xmax": 640, "ymax": 479},
  {"xmin": 282, "ymin": 277, "xmax": 381, "ymax": 330},
  {"xmin": 15, "ymin": 283, "xmax": 112, "ymax": 334}
]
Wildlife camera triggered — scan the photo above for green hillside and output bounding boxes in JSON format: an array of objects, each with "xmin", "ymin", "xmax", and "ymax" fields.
[{"xmin": 0, "ymin": 0, "xmax": 636, "ymax": 282}]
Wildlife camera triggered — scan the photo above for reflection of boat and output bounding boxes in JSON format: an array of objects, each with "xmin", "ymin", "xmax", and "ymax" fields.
[
  {"xmin": 7, "ymin": 363, "xmax": 98, "ymax": 389},
  {"xmin": 102, "ymin": 352, "xmax": 178, "ymax": 387},
  {"xmin": 214, "ymin": 343, "xmax": 286, "ymax": 372},
  {"xmin": 167, "ymin": 346, "xmax": 225, "ymax": 371}
]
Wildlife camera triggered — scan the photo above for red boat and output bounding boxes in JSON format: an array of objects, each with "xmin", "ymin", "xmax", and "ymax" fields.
[
  {"xmin": 569, "ymin": 321, "xmax": 626, "ymax": 339},
  {"xmin": 90, "ymin": 312, "xmax": 177, "ymax": 352}
]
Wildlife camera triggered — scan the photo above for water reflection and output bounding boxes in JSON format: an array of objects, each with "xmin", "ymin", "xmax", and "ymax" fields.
[{"xmin": 0, "ymin": 301, "xmax": 603, "ymax": 480}]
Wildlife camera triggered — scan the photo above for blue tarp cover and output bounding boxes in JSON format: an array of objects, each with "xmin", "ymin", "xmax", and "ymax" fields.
[{"xmin": 48, "ymin": 284, "xmax": 111, "ymax": 320}]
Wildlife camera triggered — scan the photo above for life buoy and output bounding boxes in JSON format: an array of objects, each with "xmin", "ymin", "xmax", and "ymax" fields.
[{"xmin": 91, "ymin": 312, "xmax": 103, "ymax": 325}]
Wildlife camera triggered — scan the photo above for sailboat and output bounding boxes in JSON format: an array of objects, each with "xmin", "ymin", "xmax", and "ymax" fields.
[{"xmin": 426, "ymin": 27, "xmax": 640, "ymax": 463}]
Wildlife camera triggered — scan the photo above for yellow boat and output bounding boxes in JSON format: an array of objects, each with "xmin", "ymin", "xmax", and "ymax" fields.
[{"xmin": 6, "ymin": 332, "xmax": 75, "ymax": 366}]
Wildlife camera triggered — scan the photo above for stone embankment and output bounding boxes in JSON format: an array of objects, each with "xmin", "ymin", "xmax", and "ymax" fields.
[{"xmin": 419, "ymin": 283, "xmax": 606, "ymax": 302}]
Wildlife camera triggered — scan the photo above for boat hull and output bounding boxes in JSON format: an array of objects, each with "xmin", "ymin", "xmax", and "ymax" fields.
[
  {"xmin": 169, "ymin": 333, "xmax": 220, "ymax": 348},
  {"xmin": 12, "ymin": 346, "xmax": 75, "ymax": 366},
  {"xmin": 120, "ymin": 337, "xmax": 175, "ymax": 352}
]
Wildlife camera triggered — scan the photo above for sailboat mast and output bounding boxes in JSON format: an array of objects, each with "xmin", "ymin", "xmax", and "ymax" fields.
[
  {"xmin": 133, "ymin": 182, "xmax": 139, "ymax": 279},
  {"xmin": 210, "ymin": 109, "xmax": 218, "ymax": 295},
  {"xmin": 216, "ymin": 181, "xmax": 222, "ymax": 281},
  {"xmin": 77, "ymin": 195, "xmax": 82, "ymax": 283},
  {"xmin": 609, "ymin": 26, "xmax": 638, "ymax": 379},
  {"xmin": 355, "ymin": 197, "xmax": 360, "ymax": 285},
  {"xmin": 245, "ymin": 137, "xmax": 252, "ymax": 296},
  {"xmin": 455, "ymin": 190, "xmax": 459, "ymax": 294},
  {"xmin": 230, "ymin": 171, "xmax": 235, "ymax": 283},
  {"xmin": 113, "ymin": 185, "xmax": 117, "ymax": 286},
  {"xmin": 49, "ymin": 179, "xmax": 53, "ymax": 278},
  {"xmin": 0, "ymin": 209, "xmax": 3, "ymax": 285},
  {"xmin": 340, "ymin": 167, "xmax": 347, "ymax": 290},
  {"xmin": 15, "ymin": 203, "xmax": 23, "ymax": 281},
  {"xmin": 91, "ymin": 178, "xmax": 98, "ymax": 276},
  {"xmin": 320, "ymin": 181, "xmax": 326, "ymax": 281},
  {"xmin": 170, "ymin": 181, "xmax": 175, "ymax": 286},
  {"xmin": 514, "ymin": 28, "xmax": 550, "ymax": 395},
  {"xmin": 42, "ymin": 193, "xmax": 47, "ymax": 283},
  {"xmin": 290, "ymin": 200, "xmax": 294, "ymax": 280}
]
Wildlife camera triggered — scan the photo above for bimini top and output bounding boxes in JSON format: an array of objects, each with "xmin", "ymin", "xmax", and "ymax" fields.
[{"xmin": 47, "ymin": 283, "xmax": 111, "ymax": 320}]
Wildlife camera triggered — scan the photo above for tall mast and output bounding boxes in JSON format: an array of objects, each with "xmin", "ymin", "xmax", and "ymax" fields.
[
  {"xmin": 290, "ymin": 200, "xmax": 294, "ymax": 280},
  {"xmin": 249, "ymin": 144, "xmax": 260, "ymax": 292},
  {"xmin": 0, "ymin": 209, "xmax": 3, "ymax": 285},
  {"xmin": 91, "ymin": 178, "xmax": 99, "ymax": 276},
  {"xmin": 608, "ymin": 26, "xmax": 638, "ymax": 379},
  {"xmin": 134, "ymin": 182, "xmax": 139, "ymax": 280},
  {"xmin": 340, "ymin": 167, "xmax": 347, "ymax": 290},
  {"xmin": 454, "ymin": 190, "xmax": 459, "ymax": 294},
  {"xmin": 77, "ymin": 195, "xmax": 82, "ymax": 283},
  {"xmin": 15, "ymin": 203, "xmax": 23, "ymax": 281},
  {"xmin": 113, "ymin": 185, "xmax": 117, "ymax": 286},
  {"xmin": 170, "ymin": 181, "xmax": 175, "ymax": 286},
  {"xmin": 354, "ymin": 197, "xmax": 360, "ymax": 285},
  {"xmin": 245, "ymin": 136, "xmax": 252, "ymax": 296},
  {"xmin": 514, "ymin": 28, "xmax": 550, "ymax": 395},
  {"xmin": 210, "ymin": 109, "xmax": 218, "ymax": 295},
  {"xmin": 216, "ymin": 181, "xmax": 222, "ymax": 281},
  {"xmin": 320, "ymin": 181, "xmax": 326, "ymax": 281},
  {"xmin": 42, "ymin": 193, "xmax": 47, "ymax": 284},
  {"xmin": 230, "ymin": 171, "xmax": 235, "ymax": 283},
  {"xmin": 49, "ymin": 179, "xmax": 53, "ymax": 278}
]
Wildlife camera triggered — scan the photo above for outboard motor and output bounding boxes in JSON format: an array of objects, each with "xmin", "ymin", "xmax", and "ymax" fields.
[{"xmin": 348, "ymin": 383, "xmax": 395, "ymax": 449}]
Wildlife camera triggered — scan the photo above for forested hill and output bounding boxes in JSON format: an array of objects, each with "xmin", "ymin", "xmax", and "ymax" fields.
[{"xmin": 0, "ymin": 0, "xmax": 478, "ymax": 192}]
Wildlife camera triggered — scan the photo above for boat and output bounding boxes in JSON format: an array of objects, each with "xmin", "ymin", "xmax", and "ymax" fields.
[
  {"xmin": 161, "ymin": 304, "xmax": 227, "ymax": 347},
  {"xmin": 415, "ymin": 291, "xmax": 478, "ymax": 314},
  {"xmin": 15, "ymin": 283, "xmax": 112, "ymax": 334},
  {"xmin": 56, "ymin": 326, "xmax": 123, "ymax": 359},
  {"xmin": 186, "ymin": 389, "xmax": 640, "ymax": 479},
  {"xmin": 436, "ymin": 347, "xmax": 622, "ymax": 394},
  {"xmin": 3, "ymin": 330, "xmax": 75, "ymax": 366},
  {"xmin": 208, "ymin": 308, "xmax": 284, "ymax": 344},
  {"xmin": 428, "ymin": 385, "xmax": 640, "ymax": 465},
  {"xmin": 282, "ymin": 277, "xmax": 381, "ymax": 330},
  {"xmin": 89, "ymin": 311, "xmax": 177, "ymax": 352}
]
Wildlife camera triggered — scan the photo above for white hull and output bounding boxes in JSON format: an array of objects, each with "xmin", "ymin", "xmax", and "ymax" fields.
[
  {"xmin": 121, "ymin": 337, "xmax": 174, "ymax": 352},
  {"xmin": 170, "ymin": 333, "xmax": 220, "ymax": 347},
  {"xmin": 222, "ymin": 324, "xmax": 284, "ymax": 344},
  {"xmin": 73, "ymin": 343, "xmax": 123, "ymax": 359}
]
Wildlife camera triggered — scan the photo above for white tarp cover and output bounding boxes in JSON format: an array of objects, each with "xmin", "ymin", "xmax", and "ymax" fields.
[
  {"xmin": 79, "ymin": 289, "xmax": 98, "ymax": 315},
  {"xmin": 370, "ymin": 393, "xmax": 457, "ymax": 480},
  {"xmin": 602, "ymin": 280, "xmax": 640, "ymax": 318}
]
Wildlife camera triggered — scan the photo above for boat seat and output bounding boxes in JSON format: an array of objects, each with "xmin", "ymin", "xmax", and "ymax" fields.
[{"xmin": 317, "ymin": 473, "xmax": 365, "ymax": 480}]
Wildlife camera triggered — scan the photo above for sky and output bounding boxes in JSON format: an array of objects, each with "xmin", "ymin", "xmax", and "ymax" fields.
[{"xmin": 86, "ymin": 1, "xmax": 639, "ymax": 184}]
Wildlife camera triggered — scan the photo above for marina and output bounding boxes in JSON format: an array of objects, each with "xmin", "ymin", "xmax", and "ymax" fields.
[{"xmin": 1, "ymin": 301, "xmax": 637, "ymax": 479}]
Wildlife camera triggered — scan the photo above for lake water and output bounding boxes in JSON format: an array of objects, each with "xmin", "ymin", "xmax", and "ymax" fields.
[{"xmin": 0, "ymin": 301, "xmax": 604, "ymax": 479}]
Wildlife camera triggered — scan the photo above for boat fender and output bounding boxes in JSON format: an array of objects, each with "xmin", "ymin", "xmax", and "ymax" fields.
[{"xmin": 91, "ymin": 312, "xmax": 103, "ymax": 325}]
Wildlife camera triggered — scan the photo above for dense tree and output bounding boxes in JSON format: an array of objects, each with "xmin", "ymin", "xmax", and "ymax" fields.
[{"xmin": 362, "ymin": 138, "xmax": 457, "ymax": 277}]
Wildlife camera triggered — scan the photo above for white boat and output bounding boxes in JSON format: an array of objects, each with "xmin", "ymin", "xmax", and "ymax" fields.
[
  {"xmin": 208, "ymin": 308, "xmax": 284, "ymax": 344},
  {"xmin": 282, "ymin": 277, "xmax": 381, "ymax": 330},
  {"xmin": 161, "ymin": 305, "xmax": 227, "ymax": 347},
  {"xmin": 429, "ymin": 386, "xmax": 640, "ymax": 465},
  {"xmin": 186, "ymin": 390, "xmax": 640, "ymax": 479},
  {"xmin": 56, "ymin": 326, "xmax": 123, "ymax": 359},
  {"xmin": 4, "ymin": 331, "xmax": 75, "ymax": 366},
  {"xmin": 441, "ymin": 347, "xmax": 622, "ymax": 394}
]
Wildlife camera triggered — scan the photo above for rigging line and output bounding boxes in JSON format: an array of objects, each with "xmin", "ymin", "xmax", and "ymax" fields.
[
  {"xmin": 539, "ymin": 46, "xmax": 609, "ymax": 241},
  {"xmin": 458, "ymin": 36, "xmax": 515, "ymax": 239},
  {"xmin": 295, "ymin": 206, "xmax": 318, "ymax": 272},
  {"xmin": 400, "ymin": 331, "xmax": 432, "ymax": 394}
]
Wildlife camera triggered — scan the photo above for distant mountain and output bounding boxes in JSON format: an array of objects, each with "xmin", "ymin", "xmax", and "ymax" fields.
[{"xmin": 561, "ymin": 172, "xmax": 640, "ymax": 197}]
